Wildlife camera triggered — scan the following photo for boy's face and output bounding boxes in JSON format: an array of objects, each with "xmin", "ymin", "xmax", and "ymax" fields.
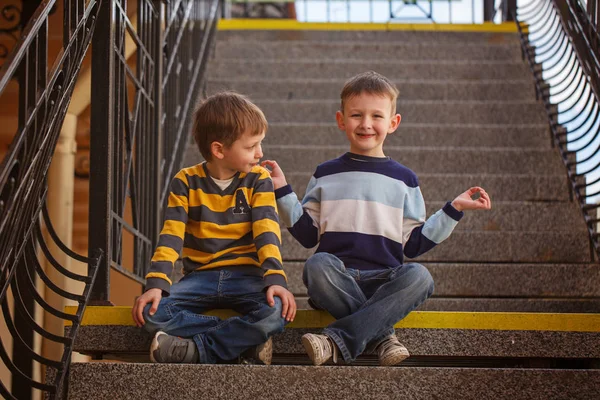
[
  {"xmin": 336, "ymin": 92, "xmax": 401, "ymax": 157},
  {"xmin": 215, "ymin": 130, "xmax": 265, "ymax": 175}
]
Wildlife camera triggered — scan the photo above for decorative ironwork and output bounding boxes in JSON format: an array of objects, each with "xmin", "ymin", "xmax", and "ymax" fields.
[
  {"xmin": 515, "ymin": 0, "xmax": 600, "ymax": 260},
  {"xmin": 0, "ymin": 0, "xmax": 104, "ymax": 398},
  {"xmin": 0, "ymin": 3, "xmax": 22, "ymax": 62},
  {"xmin": 89, "ymin": 0, "xmax": 221, "ymax": 301}
]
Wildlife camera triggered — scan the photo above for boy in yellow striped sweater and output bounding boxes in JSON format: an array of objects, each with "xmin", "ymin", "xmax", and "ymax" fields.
[{"xmin": 132, "ymin": 92, "xmax": 296, "ymax": 364}]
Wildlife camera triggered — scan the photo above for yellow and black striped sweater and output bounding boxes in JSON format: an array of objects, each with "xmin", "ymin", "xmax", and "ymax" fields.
[{"xmin": 145, "ymin": 163, "xmax": 287, "ymax": 294}]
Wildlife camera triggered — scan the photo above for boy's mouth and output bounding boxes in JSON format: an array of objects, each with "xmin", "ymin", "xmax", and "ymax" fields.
[{"xmin": 356, "ymin": 133, "xmax": 375, "ymax": 138}]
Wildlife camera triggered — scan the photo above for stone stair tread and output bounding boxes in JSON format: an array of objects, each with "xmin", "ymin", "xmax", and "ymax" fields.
[{"xmin": 68, "ymin": 362, "xmax": 600, "ymax": 400}]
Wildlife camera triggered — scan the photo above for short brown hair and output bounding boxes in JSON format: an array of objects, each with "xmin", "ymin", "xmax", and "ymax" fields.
[
  {"xmin": 192, "ymin": 91, "xmax": 268, "ymax": 161},
  {"xmin": 340, "ymin": 71, "xmax": 399, "ymax": 114}
]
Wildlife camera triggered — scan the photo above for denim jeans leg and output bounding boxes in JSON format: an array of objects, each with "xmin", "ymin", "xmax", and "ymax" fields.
[
  {"xmin": 323, "ymin": 263, "xmax": 434, "ymax": 362},
  {"xmin": 142, "ymin": 271, "xmax": 223, "ymax": 362},
  {"xmin": 303, "ymin": 252, "xmax": 367, "ymax": 319},
  {"xmin": 193, "ymin": 271, "xmax": 287, "ymax": 363}
]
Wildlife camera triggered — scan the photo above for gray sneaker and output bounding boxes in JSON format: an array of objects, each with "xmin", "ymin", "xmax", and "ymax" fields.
[
  {"xmin": 377, "ymin": 334, "xmax": 410, "ymax": 366},
  {"xmin": 150, "ymin": 331, "xmax": 199, "ymax": 363},
  {"xmin": 302, "ymin": 333, "xmax": 338, "ymax": 366},
  {"xmin": 240, "ymin": 337, "xmax": 273, "ymax": 365}
]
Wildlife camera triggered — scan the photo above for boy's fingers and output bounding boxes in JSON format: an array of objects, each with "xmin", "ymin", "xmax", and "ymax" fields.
[
  {"xmin": 136, "ymin": 303, "xmax": 145, "ymax": 327},
  {"xmin": 266, "ymin": 290, "xmax": 275, "ymax": 306},
  {"xmin": 281, "ymin": 296, "xmax": 289, "ymax": 319},
  {"xmin": 150, "ymin": 297, "xmax": 160, "ymax": 316}
]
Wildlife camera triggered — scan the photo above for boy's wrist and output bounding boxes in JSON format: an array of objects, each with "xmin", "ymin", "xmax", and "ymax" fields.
[{"xmin": 451, "ymin": 200, "xmax": 463, "ymax": 212}]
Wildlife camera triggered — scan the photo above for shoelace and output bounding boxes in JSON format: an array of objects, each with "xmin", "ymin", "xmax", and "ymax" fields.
[
  {"xmin": 378, "ymin": 338, "xmax": 399, "ymax": 354},
  {"xmin": 168, "ymin": 340, "xmax": 191, "ymax": 362}
]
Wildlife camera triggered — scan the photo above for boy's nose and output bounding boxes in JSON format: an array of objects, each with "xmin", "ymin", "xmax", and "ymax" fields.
[
  {"xmin": 359, "ymin": 117, "xmax": 371, "ymax": 129},
  {"xmin": 255, "ymin": 144, "xmax": 263, "ymax": 159}
]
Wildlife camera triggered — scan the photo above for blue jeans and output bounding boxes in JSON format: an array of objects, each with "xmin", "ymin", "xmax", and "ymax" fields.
[
  {"xmin": 142, "ymin": 269, "xmax": 286, "ymax": 364},
  {"xmin": 303, "ymin": 253, "xmax": 434, "ymax": 363}
]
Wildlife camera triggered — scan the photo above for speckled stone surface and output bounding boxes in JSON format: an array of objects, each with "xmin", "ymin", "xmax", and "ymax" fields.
[
  {"xmin": 208, "ymin": 80, "xmax": 539, "ymax": 101},
  {"xmin": 208, "ymin": 59, "xmax": 531, "ymax": 81},
  {"xmin": 280, "ymin": 230, "xmax": 591, "ymax": 263},
  {"xmin": 254, "ymin": 123, "xmax": 550, "ymax": 147},
  {"xmin": 70, "ymin": 325, "xmax": 600, "ymax": 359},
  {"xmin": 282, "ymin": 262, "xmax": 600, "ymax": 297},
  {"xmin": 217, "ymin": 30, "xmax": 524, "ymax": 44},
  {"xmin": 214, "ymin": 41, "xmax": 524, "ymax": 61},
  {"xmin": 68, "ymin": 363, "xmax": 600, "ymax": 400}
]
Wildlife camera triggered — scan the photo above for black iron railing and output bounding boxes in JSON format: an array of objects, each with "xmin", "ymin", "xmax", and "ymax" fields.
[
  {"xmin": 515, "ymin": 0, "xmax": 600, "ymax": 259},
  {"xmin": 0, "ymin": 0, "xmax": 104, "ymax": 399},
  {"xmin": 89, "ymin": 0, "xmax": 221, "ymax": 302}
]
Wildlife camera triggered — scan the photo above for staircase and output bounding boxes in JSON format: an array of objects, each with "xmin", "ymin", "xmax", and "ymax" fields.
[{"xmin": 66, "ymin": 25, "xmax": 600, "ymax": 399}]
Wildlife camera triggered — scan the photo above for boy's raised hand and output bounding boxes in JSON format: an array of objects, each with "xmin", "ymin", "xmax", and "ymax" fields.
[
  {"xmin": 132, "ymin": 288, "xmax": 162, "ymax": 327},
  {"xmin": 266, "ymin": 284, "xmax": 297, "ymax": 322},
  {"xmin": 451, "ymin": 187, "xmax": 492, "ymax": 211},
  {"xmin": 261, "ymin": 160, "xmax": 287, "ymax": 190}
]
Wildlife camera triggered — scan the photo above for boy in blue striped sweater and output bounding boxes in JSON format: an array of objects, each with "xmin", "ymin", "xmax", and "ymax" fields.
[{"xmin": 263, "ymin": 71, "xmax": 491, "ymax": 366}]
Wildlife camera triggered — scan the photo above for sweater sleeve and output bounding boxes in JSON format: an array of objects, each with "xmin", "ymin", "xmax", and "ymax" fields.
[
  {"xmin": 403, "ymin": 185, "xmax": 464, "ymax": 259},
  {"xmin": 145, "ymin": 170, "xmax": 189, "ymax": 295},
  {"xmin": 251, "ymin": 169, "xmax": 287, "ymax": 289},
  {"xmin": 275, "ymin": 175, "xmax": 321, "ymax": 249}
]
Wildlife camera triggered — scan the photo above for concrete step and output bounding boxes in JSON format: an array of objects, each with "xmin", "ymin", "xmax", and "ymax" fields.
[
  {"xmin": 216, "ymin": 30, "xmax": 524, "ymax": 44},
  {"xmin": 261, "ymin": 123, "xmax": 551, "ymax": 148},
  {"xmin": 214, "ymin": 41, "xmax": 525, "ymax": 61},
  {"xmin": 68, "ymin": 307, "xmax": 600, "ymax": 359},
  {"xmin": 207, "ymin": 79, "xmax": 539, "ymax": 101},
  {"xmin": 249, "ymin": 99, "xmax": 549, "ymax": 125},
  {"xmin": 269, "ymin": 172, "xmax": 571, "ymax": 202},
  {"xmin": 280, "ymin": 231, "xmax": 591, "ymax": 263},
  {"xmin": 282, "ymin": 262, "xmax": 600, "ymax": 298},
  {"xmin": 68, "ymin": 363, "xmax": 600, "ymax": 400},
  {"xmin": 186, "ymin": 145, "xmax": 563, "ymax": 175},
  {"xmin": 208, "ymin": 59, "xmax": 532, "ymax": 81}
]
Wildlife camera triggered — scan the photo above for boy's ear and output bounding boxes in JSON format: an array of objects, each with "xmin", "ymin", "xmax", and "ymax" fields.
[
  {"xmin": 336, "ymin": 111, "xmax": 345, "ymax": 130},
  {"xmin": 210, "ymin": 141, "xmax": 225, "ymax": 160},
  {"xmin": 388, "ymin": 114, "xmax": 402, "ymax": 134}
]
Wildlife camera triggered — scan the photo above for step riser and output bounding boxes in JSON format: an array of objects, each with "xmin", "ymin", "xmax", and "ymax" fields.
[
  {"xmin": 69, "ymin": 326, "xmax": 600, "ymax": 359},
  {"xmin": 275, "ymin": 173, "xmax": 571, "ymax": 202},
  {"xmin": 251, "ymin": 101, "xmax": 548, "ymax": 125},
  {"xmin": 69, "ymin": 363, "xmax": 600, "ymax": 400},
  {"xmin": 282, "ymin": 262, "xmax": 600, "ymax": 298},
  {"xmin": 207, "ymin": 80, "xmax": 538, "ymax": 101},
  {"xmin": 208, "ymin": 60, "xmax": 531, "ymax": 81},
  {"xmin": 186, "ymin": 146, "xmax": 563, "ymax": 175},
  {"xmin": 217, "ymin": 30, "xmax": 524, "ymax": 44},
  {"xmin": 281, "ymin": 231, "xmax": 591, "ymax": 263},
  {"xmin": 214, "ymin": 42, "xmax": 524, "ymax": 61},
  {"xmin": 259, "ymin": 124, "xmax": 551, "ymax": 147}
]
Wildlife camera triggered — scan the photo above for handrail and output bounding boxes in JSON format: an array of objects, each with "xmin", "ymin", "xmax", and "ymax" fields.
[
  {"xmin": 0, "ymin": 1, "xmax": 105, "ymax": 398},
  {"xmin": 88, "ymin": 0, "xmax": 222, "ymax": 301},
  {"xmin": 515, "ymin": 0, "xmax": 600, "ymax": 260}
]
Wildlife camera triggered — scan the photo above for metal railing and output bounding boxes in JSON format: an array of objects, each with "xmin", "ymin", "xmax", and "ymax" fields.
[
  {"xmin": 0, "ymin": 0, "xmax": 104, "ymax": 398},
  {"xmin": 224, "ymin": 0, "xmax": 517, "ymax": 23},
  {"xmin": 515, "ymin": 0, "xmax": 600, "ymax": 259},
  {"xmin": 88, "ymin": 0, "xmax": 221, "ymax": 302}
]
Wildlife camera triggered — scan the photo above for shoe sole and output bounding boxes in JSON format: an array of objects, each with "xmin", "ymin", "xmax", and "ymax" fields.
[
  {"xmin": 149, "ymin": 331, "xmax": 164, "ymax": 363},
  {"xmin": 302, "ymin": 335, "xmax": 326, "ymax": 366},
  {"xmin": 256, "ymin": 338, "xmax": 273, "ymax": 365},
  {"xmin": 380, "ymin": 351, "xmax": 410, "ymax": 367}
]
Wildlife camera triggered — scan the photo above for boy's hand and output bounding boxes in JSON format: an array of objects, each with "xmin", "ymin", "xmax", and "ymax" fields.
[
  {"xmin": 451, "ymin": 187, "xmax": 492, "ymax": 212},
  {"xmin": 132, "ymin": 288, "xmax": 163, "ymax": 327},
  {"xmin": 266, "ymin": 284, "xmax": 297, "ymax": 322},
  {"xmin": 261, "ymin": 160, "xmax": 287, "ymax": 190}
]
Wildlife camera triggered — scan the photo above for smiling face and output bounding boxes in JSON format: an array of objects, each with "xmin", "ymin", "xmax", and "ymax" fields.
[{"xmin": 336, "ymin": 92, "xmax": 401, "ymax": 157}]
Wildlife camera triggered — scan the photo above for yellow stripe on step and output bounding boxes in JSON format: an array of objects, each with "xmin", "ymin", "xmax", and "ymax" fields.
[
  {"xmin": 65, "ymin": 306, "xmax": 600, "ymax": 332},
  {"xmin": 217, "ymin": 19, "xmax": 527, "ymax": 33}
]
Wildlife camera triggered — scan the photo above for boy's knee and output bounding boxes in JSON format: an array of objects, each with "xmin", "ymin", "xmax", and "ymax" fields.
[
  {"xmin": 141, "ymin": 303, "xmax": 164, "ymax": 334},
  {"xmin": 260, "ymin": 297, "xmax": 286, "ymax": 334},
  {"xmin": 411, "ymin": 263, "xmax": 435, "ymax": 297},
  {"xmin": 303, "ymin": 252, "xmax": 343, "ymax": 284}
]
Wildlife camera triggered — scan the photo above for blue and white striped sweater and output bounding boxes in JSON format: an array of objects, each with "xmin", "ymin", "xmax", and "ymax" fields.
[{"xmin": 274, "ymin": 152, "xmax": 464, "ymax": 270}]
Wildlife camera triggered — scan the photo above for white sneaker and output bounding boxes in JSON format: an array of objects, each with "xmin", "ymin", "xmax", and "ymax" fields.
[
  {"xmin": 377, "ymin": 334, "xmax": 410, "ymax": 366},
  {"xmin": 301, "ymin": 333, "xmax": 338, "ymax": 366}
]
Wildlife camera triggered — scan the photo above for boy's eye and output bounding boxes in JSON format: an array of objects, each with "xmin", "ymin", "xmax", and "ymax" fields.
[{"xmin": 351, "ymin": 114, "xmax": 361, "ymax": 117}]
